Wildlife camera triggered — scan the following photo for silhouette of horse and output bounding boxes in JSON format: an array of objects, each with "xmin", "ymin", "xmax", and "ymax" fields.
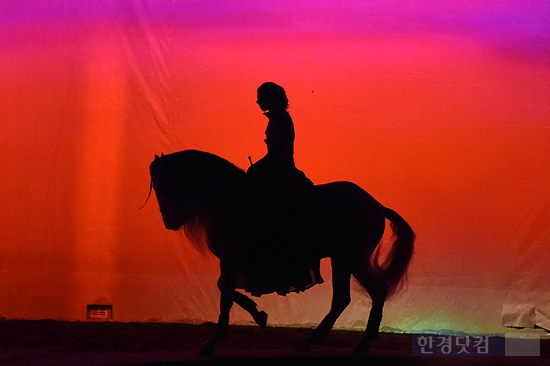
[{"xmin": 148, "ymin": 149, "xmax": 415, "ymax": 355}]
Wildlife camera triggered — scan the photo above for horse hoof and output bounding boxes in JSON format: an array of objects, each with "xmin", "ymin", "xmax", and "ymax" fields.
[
  {"xmin": 353, "ymin": 337, "xmax": 373, "ymax": 355},
  {"xmin": 199, "ymin": 340, "xmax": 216, "ymax": 356},
  {"xmin": 296, "ymin": 338, "xmax": 311, "ymax": 352},
  {"xmin": 352, "ymin": 340, "xmax": 371, "ymax": 355},
  {"xmin": 255, "ymin": 311, "xmax": 268, "ymax": 328}
]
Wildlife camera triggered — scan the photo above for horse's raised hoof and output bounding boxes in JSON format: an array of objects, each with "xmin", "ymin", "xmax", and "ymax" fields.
[
  {"xmin": 199, "ymin": 339, "xmax": 217, "ymax": 356},
  {"xmin": 254, "ymin": 311, "xmax": 268, "ymax": 329},
  {"xmin": 295, "ymin": 338, "xmax": 312, "ymax": 352}
]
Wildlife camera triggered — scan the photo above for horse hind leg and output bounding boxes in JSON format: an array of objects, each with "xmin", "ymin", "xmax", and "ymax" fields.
[
  {"xmin": 296, "ymin": 259, "xmax": 351, "ymax": 352},
  {"xmin": 352, "ymin": 266, "xmax": 388, "ymax": 354}
]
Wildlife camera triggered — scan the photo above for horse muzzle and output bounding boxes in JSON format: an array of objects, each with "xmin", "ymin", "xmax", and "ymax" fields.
[{"xmin": 163, "ymin": 217, "xmax": 182, "ymax": 231}]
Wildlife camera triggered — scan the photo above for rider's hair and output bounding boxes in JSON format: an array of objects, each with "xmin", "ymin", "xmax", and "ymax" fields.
[{"xmin": 258, "ymin": 82, "xmax": 289, "ymax": 110}]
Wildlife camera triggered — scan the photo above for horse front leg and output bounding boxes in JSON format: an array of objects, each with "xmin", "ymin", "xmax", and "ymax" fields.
[
  {"xmin": 296, "ymin": 259, "xmax": 351, "ymax": 352},
  {"xmin": 233, "ymin": 291, "xmax": 268, "ymax": 328},
  {"xmin": 199, "ymin": 269, "xmax": 237, "ymax": 356}
]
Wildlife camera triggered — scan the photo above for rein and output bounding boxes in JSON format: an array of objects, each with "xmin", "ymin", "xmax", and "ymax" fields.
[{"xmin": 139, "ymin": 153, "xmax": 164, "ymax": 210}]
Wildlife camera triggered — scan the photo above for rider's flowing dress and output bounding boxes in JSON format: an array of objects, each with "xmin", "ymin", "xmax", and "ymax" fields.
[{"xmin": 244, "ymin": 109, "xmax": 323, "ymax": 296}]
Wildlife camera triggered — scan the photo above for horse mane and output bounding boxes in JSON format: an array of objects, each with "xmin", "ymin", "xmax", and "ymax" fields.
[
  {"xmin": 150, "ymin": 150, "xmax": 246, "ymax": 254},
  {"xmin": 182, "ymin": 215, "xmax": 210, "ymax": 254}
]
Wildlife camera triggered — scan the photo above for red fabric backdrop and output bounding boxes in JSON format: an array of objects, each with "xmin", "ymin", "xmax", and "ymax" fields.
[{"xmin": 1, "ymin": 1, "xmax": 549, "ymax": 334}]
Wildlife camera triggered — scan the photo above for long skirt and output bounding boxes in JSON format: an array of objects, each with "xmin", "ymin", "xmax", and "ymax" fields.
[{"xmin": 241, "ymin": 157, "xmax": 323, "ymax": 296}]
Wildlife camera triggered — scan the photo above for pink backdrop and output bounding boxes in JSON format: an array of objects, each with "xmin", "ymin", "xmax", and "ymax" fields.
[{"xmin": 1, "ymin": 1, "xmax": 549, "ymax": 334}]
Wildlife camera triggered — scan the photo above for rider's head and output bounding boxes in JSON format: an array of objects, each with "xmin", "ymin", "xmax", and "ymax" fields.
[{"xmin": 256, "ymin": 82, "xmax": 289, "ymax": 112}]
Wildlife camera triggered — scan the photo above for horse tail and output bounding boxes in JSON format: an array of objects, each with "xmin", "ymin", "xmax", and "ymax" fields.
[{"xmin": 371, "ymin": 207, "xmax": 415, "ymax": 297}]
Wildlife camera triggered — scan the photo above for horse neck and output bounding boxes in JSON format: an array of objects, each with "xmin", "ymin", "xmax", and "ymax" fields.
[{"xmin": 174, "ymin": 150, "xmax": 246, "ymax": 256}]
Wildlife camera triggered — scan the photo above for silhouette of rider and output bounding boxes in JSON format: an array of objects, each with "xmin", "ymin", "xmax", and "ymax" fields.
[
  {"xmin": 247, "ymin": 82, "xmax": 312, "ymax": 190},
  {"xmin": 245, "ymin": 82, "xmax": 322, "ymax": 296},
  {"xmin": 257, "ymin": 82, "xmax": 295, "ymax": 171}
]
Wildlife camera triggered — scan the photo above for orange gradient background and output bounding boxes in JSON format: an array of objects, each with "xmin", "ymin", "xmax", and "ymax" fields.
[{"xmin": 1, "ymin": 1, "xmax": 549, "ymax": 333}]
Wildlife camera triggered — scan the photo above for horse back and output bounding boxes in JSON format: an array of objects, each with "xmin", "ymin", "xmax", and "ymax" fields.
[
  {"xmin": 312, "ymin": 181, "xmax": 386, "ymax": 256},
  {"xmin": 314, "ymin": 181, "xmax": 384, "ymax": 214}
]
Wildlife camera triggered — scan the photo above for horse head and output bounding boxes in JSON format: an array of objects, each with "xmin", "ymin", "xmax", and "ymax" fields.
[
  {"xmin": 149, "ymin": 152, "xmax": 197, "ymax": 231},
  {"xmin": 148, "ymin": 149, "xmax": 247, "ymax": 257}
]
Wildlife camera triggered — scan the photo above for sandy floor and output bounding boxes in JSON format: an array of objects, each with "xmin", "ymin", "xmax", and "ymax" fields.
[{"xmin": 0, "ymin": 320, "xmax": 548, "ymax": 365}]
